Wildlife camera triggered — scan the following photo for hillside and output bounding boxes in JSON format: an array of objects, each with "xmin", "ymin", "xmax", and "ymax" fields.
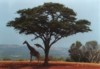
[{"xmin": 0, "ymin": 44, "xmax": 69, "ymax": 60}]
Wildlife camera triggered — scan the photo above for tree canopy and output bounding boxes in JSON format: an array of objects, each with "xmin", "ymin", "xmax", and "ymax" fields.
[{"xmin": 7, "ymin": 2, "xmax": 91, "ymax": 65}]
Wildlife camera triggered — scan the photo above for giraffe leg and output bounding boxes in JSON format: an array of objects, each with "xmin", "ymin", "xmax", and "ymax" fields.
[
  {"xmin": 38, "ymin": 58, "xmax": 39, "ymax": 65},
  {"xmin": 37, "ymin": 57, "xmax": 40, "ymax": 65},
  {"xmin": 30, "ymin": 54, "xmax": 32, "ymax": 62}
]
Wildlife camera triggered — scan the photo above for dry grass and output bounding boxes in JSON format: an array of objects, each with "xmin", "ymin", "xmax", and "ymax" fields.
[{"xmin": 0, "ymin": 61, "xmax": 100, "ymax": 69}]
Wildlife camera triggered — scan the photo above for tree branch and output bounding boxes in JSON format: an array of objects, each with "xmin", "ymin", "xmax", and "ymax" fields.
[
  {"xmin": 34, "ymin": 44, "xmax": 45, "ymax": 51},
  {"xmin": 50, "ymin": 36, "xmax": 62, "ymax": 47}
]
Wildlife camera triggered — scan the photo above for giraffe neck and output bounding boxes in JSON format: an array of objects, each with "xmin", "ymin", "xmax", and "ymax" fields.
[{"xmin": 25, "ymin": 42, "xmax": 33, "ymax": 51}]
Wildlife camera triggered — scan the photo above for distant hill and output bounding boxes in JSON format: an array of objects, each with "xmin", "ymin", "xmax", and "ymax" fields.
[{"xmin": 0, "ymin": 44, "xmax": 69, "ymax": 60}]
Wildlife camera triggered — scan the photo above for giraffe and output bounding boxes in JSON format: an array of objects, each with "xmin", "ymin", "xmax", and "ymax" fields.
[{"xmin": 23, "ymin": 40, "xmax": 40, "ymax": 63}]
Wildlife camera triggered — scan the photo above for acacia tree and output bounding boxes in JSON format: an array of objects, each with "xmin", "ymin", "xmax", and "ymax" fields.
[{"xmin": 7, "ymin": 3, "xmax": 91, "ymax": 65}]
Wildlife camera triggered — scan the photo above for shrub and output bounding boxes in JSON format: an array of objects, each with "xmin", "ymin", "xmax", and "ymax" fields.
[{"xmin": 2, "ymin": 57, "xmax": 11, "ymax": 61}]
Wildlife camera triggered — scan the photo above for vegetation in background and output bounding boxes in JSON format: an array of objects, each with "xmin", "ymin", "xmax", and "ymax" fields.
[
  {"xmin": 0, "ymin": 56, "xmax": 64, "ymax": 61},
  {"xmin": 68, "ymin": 41, "xmax": 100, "ymax": 63},
  {"xmin": 2, "ymin": 57, "xmax": 11, "ymax": 61}
]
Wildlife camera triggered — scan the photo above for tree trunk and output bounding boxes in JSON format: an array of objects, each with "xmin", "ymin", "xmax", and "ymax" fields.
[
  {"xmin": 43, "ymin": 38, "xmax": 51, "ymax": 65},
  {"xmin": 43, "ymin": 47, "xmax": 50, "ymax": 65}
]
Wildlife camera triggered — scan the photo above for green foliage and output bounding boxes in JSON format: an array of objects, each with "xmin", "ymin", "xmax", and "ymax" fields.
[
  {"xmin": 69, "ymin": 41, "xmax": 82, "ymax": 62},
  {"xmin": 66, "ymin": 57, "xmax": 73, "ymax": 62},
  {"xmin": 85, "ymin": 41, "xmax": 98, "ymax": 50},
  {"xmin": 48, "ymin": 56, "xmax": 64, "ymax": 61},
  {"xmin": 16, "ymin": 59, "xmax": 26, "ymax": 61},
  {"xmin": 7, "ymin": 2, "xmax": 91, "ymax": 40},
  {"xmin": 68, "ymin": 41, "xmax": 100, "ymax": 63},
  {"xmin": 2, "ymin": 57, "xmax": 11, "ymax": 61},
  {"xmin": 38, "ymin": 56, "xmax": 64, "ymax": 61}
]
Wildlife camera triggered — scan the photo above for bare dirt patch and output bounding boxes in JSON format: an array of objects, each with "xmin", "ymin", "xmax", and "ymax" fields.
[{"xmin": 0, "ymin": 61, "xmax": 100, "ymax": 69}]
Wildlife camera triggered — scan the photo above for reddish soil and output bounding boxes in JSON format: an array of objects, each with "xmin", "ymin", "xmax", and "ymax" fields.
[{"xmin": 0, "ymin": 61, "xmax": 100, "ymax": 69}]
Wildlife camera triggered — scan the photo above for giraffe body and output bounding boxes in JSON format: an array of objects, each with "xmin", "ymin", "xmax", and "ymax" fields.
[{"xmin": 23, "ymin": 41, "xmax": 40, "ymax": 63}]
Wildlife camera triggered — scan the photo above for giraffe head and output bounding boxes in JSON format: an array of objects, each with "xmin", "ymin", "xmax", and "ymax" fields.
[{"xmin": 23, "ymin": 40, "xmax": 27, "ymax": 44}]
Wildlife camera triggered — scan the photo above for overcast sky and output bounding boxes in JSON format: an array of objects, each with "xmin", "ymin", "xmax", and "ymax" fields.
[{"xmin": 0, "ymin": 0, "xmax": 100, "ymax": 48}]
